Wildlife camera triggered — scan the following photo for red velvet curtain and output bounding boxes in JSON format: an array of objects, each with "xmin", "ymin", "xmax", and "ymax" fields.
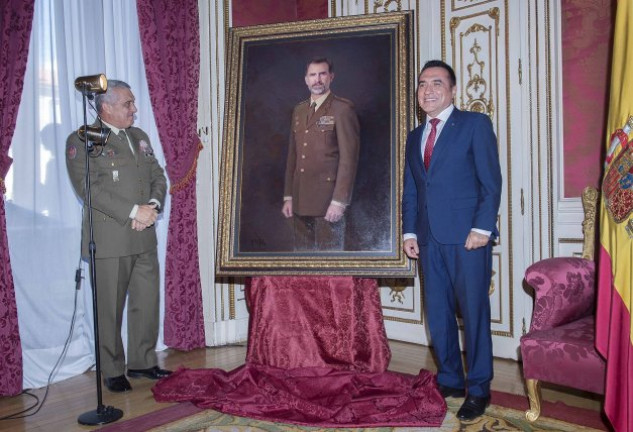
[
  {"xmin": 561, "ymin": 0, "xmax": 615, "ymax": 197},
  {"xmin": 0, "ymin": 0, "xmax": 34, "ymax": 396},
  {"xmin": 136, "ymin": 0, "xmax": 205, "ymax": 350}
]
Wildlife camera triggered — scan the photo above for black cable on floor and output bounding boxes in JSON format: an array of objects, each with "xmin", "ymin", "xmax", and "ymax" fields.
[{"xmin": 0, "ymin": 263, "xmax": 85, "ymax": 420}]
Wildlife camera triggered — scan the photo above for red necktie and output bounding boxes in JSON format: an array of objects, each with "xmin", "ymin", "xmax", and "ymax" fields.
[{"xmin": 423, "ymin": 118, "xmax": 440, "ymax": 171}]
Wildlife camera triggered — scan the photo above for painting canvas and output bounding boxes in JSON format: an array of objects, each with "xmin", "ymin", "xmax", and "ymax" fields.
[{"xmin": 217, "ymin": 11, "xmax": 415, "ymax": 275}]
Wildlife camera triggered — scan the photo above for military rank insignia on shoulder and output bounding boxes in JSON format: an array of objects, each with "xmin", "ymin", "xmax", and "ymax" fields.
[{"xmin": 67, "ymin": 144, "xmax": 77, "ymax": 160}]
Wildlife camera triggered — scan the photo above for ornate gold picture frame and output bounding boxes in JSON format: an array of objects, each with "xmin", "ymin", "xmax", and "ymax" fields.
[{"xmin": 216, "ymin": 11, "xmax": 415, "ymax": 276}]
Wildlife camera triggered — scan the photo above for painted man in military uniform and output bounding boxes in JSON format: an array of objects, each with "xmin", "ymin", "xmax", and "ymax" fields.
[
  {"xmin": 66, "ymin": 80, "xmax": 171, "ymax": 393},
  {"xmin": 282, "ymin": 57, "xmax": 360, "ymax": 251}
]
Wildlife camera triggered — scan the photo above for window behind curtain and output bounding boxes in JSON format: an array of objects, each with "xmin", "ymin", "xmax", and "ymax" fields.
[{"xmin": 6, "ymin": 0, "xmax": 169, "ymax": 389}]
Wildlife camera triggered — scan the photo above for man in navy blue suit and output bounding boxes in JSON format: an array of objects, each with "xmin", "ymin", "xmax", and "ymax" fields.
[{"xmin": 402, "ymin": 60, "xmax": 502, "ymax": 420}]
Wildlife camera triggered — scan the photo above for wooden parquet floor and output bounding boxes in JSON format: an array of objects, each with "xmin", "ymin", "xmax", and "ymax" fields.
[{"xmin": 0, "ymin": 341, "xmax": 602, "ymax": 432}]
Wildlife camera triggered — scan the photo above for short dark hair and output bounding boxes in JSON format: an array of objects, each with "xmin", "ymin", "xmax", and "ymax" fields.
[
  {"xmin": 95, "ymin": 79, "xmax": 131, "ymax": 114},
  {"xmin": 305, "ymin": 57, "xmax": 334, "ymax": 74},
  {"xmin": 419, "ymin": 60, "xmax": 456, "ymax": 87}
]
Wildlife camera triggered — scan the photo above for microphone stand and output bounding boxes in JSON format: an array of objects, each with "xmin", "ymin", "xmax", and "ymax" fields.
[{"xmin": 77, "ymin": 89, "xmax": 123, "ymax": 426}]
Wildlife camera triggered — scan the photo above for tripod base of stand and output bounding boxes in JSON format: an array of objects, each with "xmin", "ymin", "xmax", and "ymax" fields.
[{"xmin": 78, "ymin": 405, "xmax": 124, "ymax": 425}]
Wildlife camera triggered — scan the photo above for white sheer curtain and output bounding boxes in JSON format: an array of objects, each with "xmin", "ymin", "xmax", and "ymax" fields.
[{"xmin": 5, "ymin": 0, "xmax": 170, "ymax": 389}]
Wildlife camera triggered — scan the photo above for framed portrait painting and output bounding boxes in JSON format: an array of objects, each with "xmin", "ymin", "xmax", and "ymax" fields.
[{"xmin": 216, "ymin": 11, "xmax": 416, "ymax": 276}]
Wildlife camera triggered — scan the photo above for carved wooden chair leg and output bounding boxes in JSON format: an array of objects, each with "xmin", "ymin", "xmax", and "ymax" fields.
[{"xmin": 525, "ymin": 378, "xmax": 541, "ymax": 422}]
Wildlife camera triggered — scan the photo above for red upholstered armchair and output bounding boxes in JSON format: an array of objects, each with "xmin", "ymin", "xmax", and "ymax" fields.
[{"xmin": 520, "ymin": 187, "xmax": 605, "ymax": 422}]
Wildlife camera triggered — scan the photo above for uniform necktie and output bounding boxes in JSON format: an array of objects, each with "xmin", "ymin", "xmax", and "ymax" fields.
[
  {"xmin": 119, "ymin": 129, "xmax": 135, "ymax": 156},
  {"xmin": 308, "ymin": 101, "xmax": 316, "ymax": 123},
  {"xmin": 423, "ymin": 118, "xmax": 440, "ymax": 171}
]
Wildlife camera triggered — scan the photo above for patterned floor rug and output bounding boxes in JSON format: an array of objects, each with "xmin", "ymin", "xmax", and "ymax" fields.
[{"xmin": 104, "ymin": 394, "xmax": 608, "ymax": 432}]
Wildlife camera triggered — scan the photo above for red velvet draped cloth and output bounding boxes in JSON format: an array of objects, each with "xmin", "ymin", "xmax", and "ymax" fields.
[
  {"xmin": 246, "ymin": 276, "xmax": 392, "ymax": 371},
  {"xmin": 153, "ymin": 277, "xmax": 446, "ymax": 427},
  {"xmin": 137, "ymin": 0, "xmax": 205, "ymax": 350}
]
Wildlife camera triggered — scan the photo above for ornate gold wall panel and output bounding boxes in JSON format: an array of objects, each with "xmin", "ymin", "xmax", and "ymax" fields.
[
  {"xmin": 379, "ymin": 278, "xmax": 424, "ymax": 325},
  {"xmin": 448, "ymin": 8, "xmax": 500, "ymax": 125},
  {"xmin": 373, "ymin": 0, "xmax": 403, "ymax": 13}
]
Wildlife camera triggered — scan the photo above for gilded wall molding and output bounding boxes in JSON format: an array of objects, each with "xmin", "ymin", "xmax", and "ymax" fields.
[
  {"xmin": 228, "ymin": 282, "xmax": 236, "ymax": 319},
  {"xmin": 449, "ymin": 8, "xmax": 499, "ymax": 120},
  {"xmin": 383, "ymin": 278, "xmax": 410, "ymax": 305},
  {"xmin": 527, "ymin": 0, "xmax": 555, "ymax": 261},
  {"xmin": 380, "ymin": 277, "xmax": 424, "ymax": 325},
  {"xmin": 545, "ymin": 0, "xmax": 554, "ymax": 258},
  {"xmin": 491, "ymin": 253, "xmax": 502, "ymax": 325},
  {"xmin": 373, "ymin": 0, "xmax": 402, "ymax": 13},
  {"xmin": 452, "ymin": 0, "xmax": 497, "ymax": 12},
  {"xmin": 384, "ymin": 315, "xmax": 424, "ymax": 325}
]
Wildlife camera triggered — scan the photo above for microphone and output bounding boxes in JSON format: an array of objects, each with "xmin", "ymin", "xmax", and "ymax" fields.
[
  {"xmin": 77, "ymin": 125, "xmax": 111, "ymax": 150},
  {"xmin": 74, "ymin": 74, "xmax": 108, "ymax": 94}
]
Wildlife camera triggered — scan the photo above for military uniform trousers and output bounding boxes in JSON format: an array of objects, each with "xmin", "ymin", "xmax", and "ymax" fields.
[{"xmin": 92, "ymin": 249, "xmax": 160, "ymax": 378}]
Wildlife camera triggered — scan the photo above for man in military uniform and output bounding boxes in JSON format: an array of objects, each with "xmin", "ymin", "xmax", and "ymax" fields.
[
  {"xmin": 66, "ymin": 79, "xmax": 170, "ymax": 393},
  {"xmin": 281, "ymin": 57, "xmax": 360, "ymax": 251}
]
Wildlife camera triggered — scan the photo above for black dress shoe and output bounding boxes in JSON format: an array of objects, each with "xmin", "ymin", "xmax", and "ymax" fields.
[
  {"xmin": 438, "ymin": 384, "xmax": 466, "ymax": 398},
  {"xmin": 457, "ymin": 395, "xmax": 490, "ymax": 420},
  {"xmin": 127, "ymin": 366, "xmax": 172, "ymax": 380},
  {"xmin": 104, "ymin": 375, "xmax": 132, "ymax": 393}
]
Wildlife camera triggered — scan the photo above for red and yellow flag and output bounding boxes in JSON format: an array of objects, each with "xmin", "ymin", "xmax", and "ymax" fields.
[{"xmin": 596, "ymin": 1, "xmax": 633, "ymax": 431}]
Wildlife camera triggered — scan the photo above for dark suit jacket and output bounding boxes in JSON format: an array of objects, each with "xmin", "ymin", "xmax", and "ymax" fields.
[
  {"xmin": 66, "ymin": 124, "xmax": 167, "ymax": 258},
  {"xmin": 284, "ymin": 92, "xmax": 360, "ymax": 216},
  {"xmin": 402, "ymin": 108, "xmax": 502, "ymax": 245}
]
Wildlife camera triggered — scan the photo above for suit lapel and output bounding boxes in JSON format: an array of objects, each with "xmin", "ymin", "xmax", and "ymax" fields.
[{"xmin": 408, "ymin": 126, "xmax": 424, "ymax": 175}]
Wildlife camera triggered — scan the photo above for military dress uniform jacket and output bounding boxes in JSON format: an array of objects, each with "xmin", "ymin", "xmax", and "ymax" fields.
[
  {"xmin": 284, "ymin": 92, "xmax": 360, "ymax": 217},
  {"xmin": 66, "ymin": 124, "xmax": 167, "ymax": 259}
]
